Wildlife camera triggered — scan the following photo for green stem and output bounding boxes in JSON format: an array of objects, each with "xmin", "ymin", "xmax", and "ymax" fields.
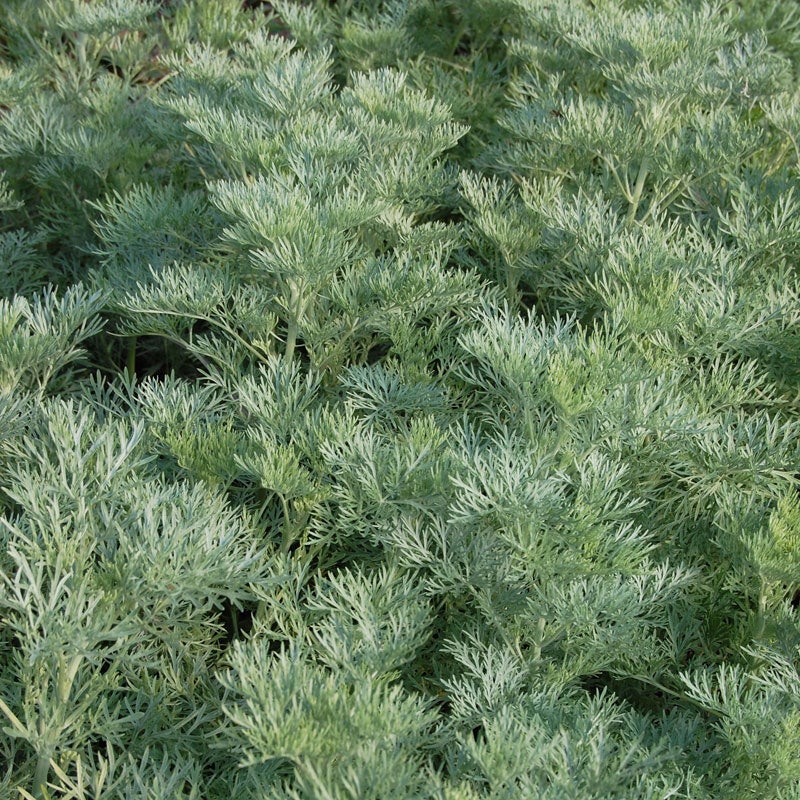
[
  {"xmin": 532, "ymin": 616, "xmax": 546, "ymax": 661},
  {"xmin": 75, "ymin": 32, "xmax": 89, "ymax": 75},
  {"xmin": 284, "ymin": 281, "xmax": 304, "ymax": 363},
  {"xmin": 279, "ymin": 495, "xmax": 294, "ymax": 555},
  {"xmin": 640, "ymin": 176, "xmax": 686, "ymax": 223},
  {"xmin": 626, "ymin": 157, "xmax": 650, "ymax": 224},
  {"xmin": 625, "ymin": 673, "xmax": 724, "ymax": 717},
  {"xmin": 448, "ymin": 21, "xmax": 469, "ymax": 59},
  {"xmin": 33, "ymin": 748, "xmax": 51, "ymax": 800},
  {"xmin": 32, "ymin": 697, "xmax": 51, "ymax": 798},
  {"xmin": 285, "ymin": 319, "xmax": 298, "ymax": 364},
  {"xmin": 765, "ymin": 138, "xmax": 794, "ymax": 176},
  {"xmin": 601, "ymin": 154, "xmax": 633, "ymax": 203},
  {"xmin": 32, "ymin": 653, "xmax": 84, "ymax": 798},
  {"xmin": 120, "ymin": 309, "xmax": 269, "ymax": 363},
  {"xmin": 754, "ymin": 579, "xmax": 768, "ymax": 640},
  {"xmin": 504, "ymin": 255, "xmax": 521, "ymax": 311}
]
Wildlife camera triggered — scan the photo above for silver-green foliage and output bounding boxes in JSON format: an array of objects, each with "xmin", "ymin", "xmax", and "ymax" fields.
[{"xmin": 0, "ymin": 0, "xmax": 799, "ymax": 798}]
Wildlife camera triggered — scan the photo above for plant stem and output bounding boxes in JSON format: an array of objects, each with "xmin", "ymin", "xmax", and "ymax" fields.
[
  {"xmin": 601, "ymin": 154, "xmax": 633, "ymax": 203},
  {"xmin": 284, "ymin": 281, "xmax": 304, "ymax": 363},
  {"xmin": 33, "ymin": 748, "xmax": 51, "ymax": 800},
  {"xmin": 532, "ymin": 616, "xmax": 546, "ymax": 660},
  {"xmin": 448, "ymin": 21, "xmax": 468, "ymax": 59},
  {"xmin": 626, "ymin": 157, "xmax": 650, "ymax": 224},
  {"xmin": 285, "ymin": 320, "xmax": 298, "ymax": 364},
  {"xmin": 75, "ymin": 32, "xmax": 89, "ymax": 75},
  {"xmin": 279, "ymin": 495, "xmax": 293, "ymax": 555},
  {"xmin": 754, "ymin": 579, "xmax": 768, "ymax": 640},
  {"xmin": 505, "ymin": 261, "xmax": 520, "ymax": 311}
]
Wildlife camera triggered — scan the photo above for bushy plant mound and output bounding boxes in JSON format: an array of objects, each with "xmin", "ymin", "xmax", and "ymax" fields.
[{"xmin": 1, "ymin": 1, "xmax": 799, "ymax": 797}]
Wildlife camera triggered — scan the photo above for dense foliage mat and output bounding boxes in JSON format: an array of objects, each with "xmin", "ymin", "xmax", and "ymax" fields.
[{"xmin": 1, "ymin": 1, "xmax": 800, "ymax": 797}]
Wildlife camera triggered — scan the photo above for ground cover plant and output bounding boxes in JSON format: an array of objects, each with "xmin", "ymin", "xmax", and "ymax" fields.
[{"xmin": 0, "ymin": 0, "xmax": 799, "ymax": 797}]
